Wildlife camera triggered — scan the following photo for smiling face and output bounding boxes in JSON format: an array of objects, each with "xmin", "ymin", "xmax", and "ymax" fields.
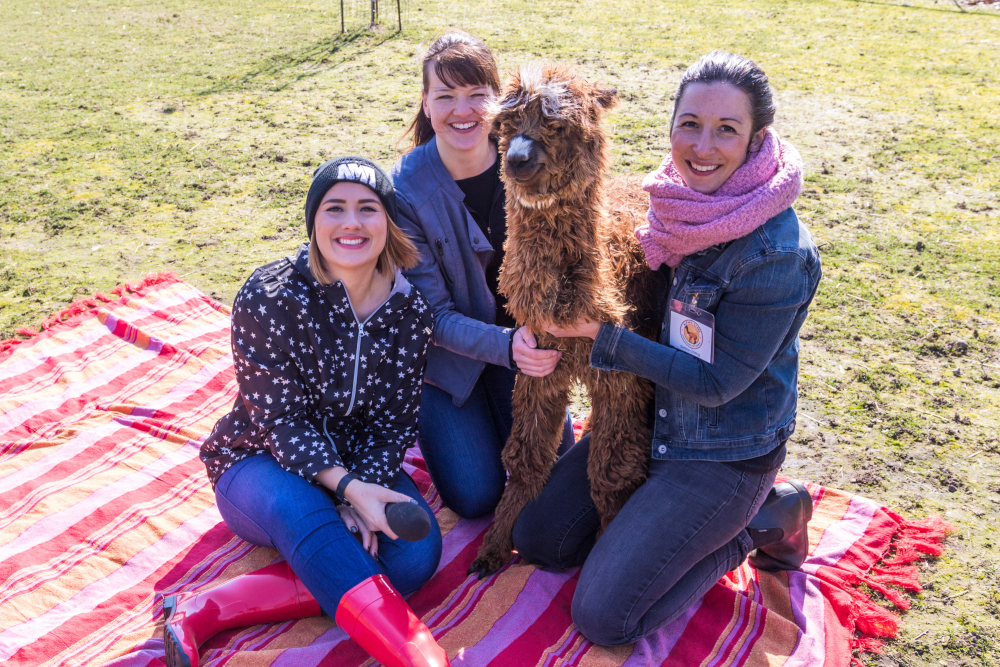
[
  {"xmin": 670, "ymin": 82, "xmax": 763, "ymax": 195},
  {"xmin": 422, "ymin": 68, "xmax": 495, "ymax": 156},
  {"xmin": 312, "ymin": 182, "xmax": 388, "ymax": 278}
]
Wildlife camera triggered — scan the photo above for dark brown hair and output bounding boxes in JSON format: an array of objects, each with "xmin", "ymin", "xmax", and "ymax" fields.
[
  {"xmin": 399, "ymin": 32, "xmax": 501, "ymax": 152},
  {"xmin": 308, "ymin": 212, "xmax": 420, "ymax": 284},
  {"xmin": 673, "ymin": 51, "xmax": 776, "ymax": 139}
]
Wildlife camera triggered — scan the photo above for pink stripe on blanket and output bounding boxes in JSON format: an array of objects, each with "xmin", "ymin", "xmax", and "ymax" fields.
[
  {"xmin": 0, "ymin": 440, "xmax": 202, "ymax": 562},
  {"xmin": 0, "ymin": 288, "xmax": 201, "ymax": 384},
  {"xmin": 707, "ymin": 592, "xmax": 758, "ymax": 667},
  {"xmin": 0, "ymin": 420, "xmax": 122, "ymax": 493},
  {"xmin": 782, "ymin": 570, "xmax": 827, "ymax": 667},
  {"xmin": 623, "ymin": 596, "xmax": 703, "ymax": 667},
  {"xmin": 0, "ymin": 288, "xmax": 215, "ymax": 399},
  {"xmin": 453, "ymin": 569, "xmax": 575, "ymax": 665},
  {"xmin": 434, "ymin": 514, "xmax": 492, "ymax": 576},
  {"xmin": 0, "ymin": 505, "xmax": 221, "ymax": 661},
  {"xmin": 267, "ymin": 627, "xmax": 352, "ymax": 667},
  {"xmin": 803, "ymin": 496, "xmax": 878, "ymax": 571},
  {"xmin": 0, "ymin": 339, "xmax": 166, "ymax": 437}
]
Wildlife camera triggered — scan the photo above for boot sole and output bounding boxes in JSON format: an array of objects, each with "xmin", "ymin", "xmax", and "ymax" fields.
[
  {"xmin": 162, "ymin": 595, "xmax": 194, "ymax": 667},
  {"xmin": 749, "ymin": 481, "xmax": 813, "ymax": 572}
]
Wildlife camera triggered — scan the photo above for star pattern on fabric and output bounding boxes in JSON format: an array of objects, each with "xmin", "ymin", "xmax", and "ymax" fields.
[{"xmin": 200, "ymin": 248, "xmax": 434, "ymax": 490}]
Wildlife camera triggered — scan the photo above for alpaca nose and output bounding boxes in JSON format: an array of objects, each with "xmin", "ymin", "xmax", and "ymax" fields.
[{"xmin": 505, "ymin": 135, "xmax": 536, "ymax": 176}]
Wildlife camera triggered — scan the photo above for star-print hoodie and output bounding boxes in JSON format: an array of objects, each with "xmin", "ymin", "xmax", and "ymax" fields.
[{"xmin": 200, "ymin": 243, "xmax": 434, "ymax": 489}]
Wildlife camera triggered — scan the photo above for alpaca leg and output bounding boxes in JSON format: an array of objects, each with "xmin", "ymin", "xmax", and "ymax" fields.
[
  {"xmin": 585, "ymin": 369, "xmax": 654, "ymax": 530},
  {"xmin": 468, "ymin": 361, "xmax": 574, "ymax": 578}
]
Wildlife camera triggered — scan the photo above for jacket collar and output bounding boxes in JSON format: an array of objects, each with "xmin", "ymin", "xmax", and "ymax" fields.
[
  {"xmin": 291, "ymin": 243, "xmax": 415, "ymax": 323},
  {"xmin": 424, "ymin": 138, "xmax": 497, "ymax": 255},
  {"xmin": 425, "ymin": 136, "xmax": 467, "ymax": 203}
]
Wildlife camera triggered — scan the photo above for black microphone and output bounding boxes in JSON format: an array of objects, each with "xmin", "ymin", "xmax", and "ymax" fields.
[{"xmin": 385, "ymin": 502, "xmax": 432, "ymax": 542}]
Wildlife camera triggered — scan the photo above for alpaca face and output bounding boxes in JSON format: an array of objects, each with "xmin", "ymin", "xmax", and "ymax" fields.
[{"xmin": 489, "ymin": 63, "xmax": 618, "ymax": 207}]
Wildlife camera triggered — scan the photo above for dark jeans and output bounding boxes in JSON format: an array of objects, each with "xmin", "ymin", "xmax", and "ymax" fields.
[
  {"xmin": 419, "ymin": 363, "xmax": 574, "ymax": 519},
  {"xmin": 512, "ymin": 434, "xmax": 782, "ymax": 646},
  {"xmin": 214, "ymin": 452, "xmax": 442, "ymax": 614}
]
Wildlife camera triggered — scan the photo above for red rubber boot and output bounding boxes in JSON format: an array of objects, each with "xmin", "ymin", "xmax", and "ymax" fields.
[
  {"xmin": 335, "ymin": 575, "xmax": 450, "ymax": 667},
  {"xmin": 162, "ymin": 561, "xmax": 321, "ymax": 667}
]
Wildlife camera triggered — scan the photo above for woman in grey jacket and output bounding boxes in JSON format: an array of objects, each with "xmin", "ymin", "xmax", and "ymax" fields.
[{"xmin": 391, "ymin": 32, "xmax": 573, "ymax": 519}]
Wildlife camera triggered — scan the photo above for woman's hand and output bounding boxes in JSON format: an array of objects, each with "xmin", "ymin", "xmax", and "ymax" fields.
[
  {"xmin": 544, "ymin": 320, "xmax": 602, "ymax": 340},
  {"xmin": 343, "ymin": 480, "xmax": 415, "ymax": 553},
  {"xmin": 336, "ymin": 505, "xmax": 378, "ymax": 555},
  {"xmin": 512, "ymin": 326, "xmax": 562, "ymax": 377}
]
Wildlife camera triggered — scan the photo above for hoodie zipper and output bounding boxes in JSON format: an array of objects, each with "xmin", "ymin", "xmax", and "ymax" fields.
[{"xmin": 341, "ymin": 286, "xmax": 394, "ymax": 417}]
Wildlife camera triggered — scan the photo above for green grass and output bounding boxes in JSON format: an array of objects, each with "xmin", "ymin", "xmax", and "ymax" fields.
[{"xmin": 2, "ymin": 0, "xmax": 1000, "ymax": 663}]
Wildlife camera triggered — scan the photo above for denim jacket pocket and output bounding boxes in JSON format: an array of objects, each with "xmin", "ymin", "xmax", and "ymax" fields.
[
  {"xmin": 679, "ymin": 276, "xmax": 721, "ymax": 311},
  {"xmin": 699, "ymin": 404, "xmax": 719, "ymax": 430}
]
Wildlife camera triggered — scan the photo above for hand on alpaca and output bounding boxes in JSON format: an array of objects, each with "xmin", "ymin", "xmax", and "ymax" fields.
[
  {"xmin": 543, "ymin": 320, "xmax": 602, "ymax": 340},
  {"xmin": 512, "ymin": 326, "xmax": 562, "ymax": 377}
]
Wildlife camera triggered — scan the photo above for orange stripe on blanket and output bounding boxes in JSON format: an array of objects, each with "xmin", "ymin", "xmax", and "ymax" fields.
[
  {"xmin": 808, "ymin": 485, "xmax": 852, "ymax": 554},
  {"xmin": 575, "ymin": 641, "xmax": 633, "ymax": 667},
  {"xmin": 743, "ymin": 571, "xmax": 799, "ymax": 666},
  {"xmin": 438, "ymin": 563, "xmax": 535, "ymax": 656}
]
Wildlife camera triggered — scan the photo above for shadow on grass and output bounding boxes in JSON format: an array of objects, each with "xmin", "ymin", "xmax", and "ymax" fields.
[
  {"xmin": 838, "ymin": 0, "xmax": 1000, "ymax": 18},
  {"xmin": 198, "ymin": 26, "xmax": 402, "ymax": 96}
]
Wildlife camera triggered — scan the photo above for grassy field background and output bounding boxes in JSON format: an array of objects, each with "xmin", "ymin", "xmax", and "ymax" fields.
[{"xmin": 2, "ymin": 0, "xmax": 999, "ymax": 663}]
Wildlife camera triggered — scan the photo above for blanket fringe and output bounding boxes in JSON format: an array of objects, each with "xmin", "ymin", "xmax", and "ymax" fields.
[
  {"xmin": 850, "ymin": 514, "xmax": 952, "ymax": 659},
  {"xmin": 0, "ymin": 272, "xmax": 180, "ymax": 357}
]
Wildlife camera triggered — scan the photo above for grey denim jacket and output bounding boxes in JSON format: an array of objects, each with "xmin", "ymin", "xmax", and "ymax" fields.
[
  {"xmin": 591, "ymin": 207, "xmax": 822, "ymax": 462},
  {"xmin": 392, "ymin": 138, "xmax": 515, "ymax": 407}
]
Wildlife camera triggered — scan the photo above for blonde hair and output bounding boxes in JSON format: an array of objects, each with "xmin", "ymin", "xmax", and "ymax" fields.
[{"xmin": 308, "ymin": 212, "xmax": 420, "ymax": 284}]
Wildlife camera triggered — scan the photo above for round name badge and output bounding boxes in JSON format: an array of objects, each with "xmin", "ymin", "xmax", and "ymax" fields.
[{"xmin": 681, "ymin": 319, "xmax": 703, "ymax": 349}]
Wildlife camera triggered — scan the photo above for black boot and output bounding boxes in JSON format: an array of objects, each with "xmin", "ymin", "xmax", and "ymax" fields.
[{"xmin": 746, "ymin": 480, "xmax": 813, "ymax": 572}]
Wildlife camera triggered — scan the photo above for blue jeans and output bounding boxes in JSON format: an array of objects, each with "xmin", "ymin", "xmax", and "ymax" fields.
[
  {"xmin": 214, "ymin": 453, "xmax": 442, "ymax": 613},
  {"xmin": 512, "ymin": 434, "xmax": 781, "ymax": 646},
  {"xmin": 419, "ymin": 363, "xmax": 574, "ymax": 519}
]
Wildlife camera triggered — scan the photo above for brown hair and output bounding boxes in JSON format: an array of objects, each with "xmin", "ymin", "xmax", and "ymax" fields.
[
  {"xmin": 673, "ymin": 51, "xmax": 775, "ymax": 139},
  {"xmin": 308, "ymin": 212, "xmax": 420, "ymax": 284},
  {"xmin": 399, "ymin": 32, "xmax": 501, "ymax": 152}
]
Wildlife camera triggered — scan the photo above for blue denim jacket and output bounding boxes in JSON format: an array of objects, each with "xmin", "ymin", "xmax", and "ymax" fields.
[
  {"xmin": 590, "ymin": 207, "xmax": 821, "ymax": 461},
  {"xmin": 392, "ymin": 138, "xmax": 515, "ymax": 407}
]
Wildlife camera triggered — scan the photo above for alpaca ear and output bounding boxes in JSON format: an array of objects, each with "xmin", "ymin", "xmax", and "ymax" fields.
[
  {"xmin": 490, "ymin": 114, "xmax": 504, "ymax": 137},
  {"xmin": 594, "ymin": 85, "xmax": 619, "ymax": 111}
]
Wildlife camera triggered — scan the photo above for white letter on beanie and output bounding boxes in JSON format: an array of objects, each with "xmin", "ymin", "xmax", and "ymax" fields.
[{"xmin": 337, "ymin": 163, "xmax": 377, "ymax": 188}]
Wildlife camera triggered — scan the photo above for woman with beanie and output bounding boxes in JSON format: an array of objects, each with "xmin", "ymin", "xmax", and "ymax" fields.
[
  {"xmin": 391, "ymin": 32, "xmax": 574, "ymax": 520},
  {"xmin": 513, "ymin": 52, "xmax": 822, "ymax": 645},
  {"xmin": 163, "ymin": 157, "xmax": 450, "ymax": 667}
]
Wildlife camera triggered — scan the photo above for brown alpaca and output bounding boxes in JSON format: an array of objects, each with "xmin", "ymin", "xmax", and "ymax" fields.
[{"xmin": 468, "ymin": 64, "xmax": 661, "ymax": 578}]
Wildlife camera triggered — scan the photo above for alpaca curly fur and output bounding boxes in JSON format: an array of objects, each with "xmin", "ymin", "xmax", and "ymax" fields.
[{"xmin": 468, "ymin": 64, "xmax": 662, "ymax": 578}]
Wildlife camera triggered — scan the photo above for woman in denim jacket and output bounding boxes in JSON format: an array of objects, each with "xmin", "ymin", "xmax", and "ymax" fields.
[
  {"xmin": 391, "ymin": 33, "xmax": 573, "ymax": 520},
  {"xmin": 513, "ymin": 52, "xmax": 822, "ymax": 646}
]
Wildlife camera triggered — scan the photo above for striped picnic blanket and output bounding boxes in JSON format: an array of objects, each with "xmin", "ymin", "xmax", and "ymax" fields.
[{"xmin": 0, "ymin": 275, "xmax": 948, "ymax": 667}]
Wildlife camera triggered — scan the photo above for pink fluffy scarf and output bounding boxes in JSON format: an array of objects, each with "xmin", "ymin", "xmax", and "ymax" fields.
[{"xmin": 635, "ymin": 129, "xmax": 804, "ymax": 269}]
